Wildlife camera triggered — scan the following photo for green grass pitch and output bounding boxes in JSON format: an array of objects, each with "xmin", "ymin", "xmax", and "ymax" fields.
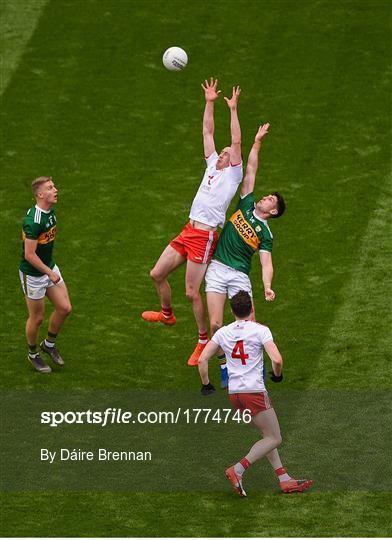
[{"xmin": 0, "ymin": 0, "xmax": 391, "ymax": 536}]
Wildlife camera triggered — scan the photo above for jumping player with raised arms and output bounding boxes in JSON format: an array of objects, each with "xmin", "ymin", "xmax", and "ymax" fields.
[
  {"xmin": 198, "ymin": 290, "xmax": 313, "ymax": 496},
  {"xmin": 142, "ymin": 78, "xmax": 243, "ymax": 366},
  {"xmin": 204, "ymin": 123, "xmax": 286, "ymax": 386}
]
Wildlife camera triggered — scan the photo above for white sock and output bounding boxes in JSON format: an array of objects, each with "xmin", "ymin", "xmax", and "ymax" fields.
[
  {"xmin": 198, "ymin": 330, "xmax": 208, "ymax": 344},
  {"xmin": 234, "ymin": 458, "xmax": 250, "ymax": 476},
  {"xmin": 44, "ymin": 339, "xmax": 55, "ymax": 348},
  {"xmin": 276, "ymin": 467, "xmax": 292, "ymax": 482},
  {"xmin": 234, "ymin": 463, "xmax": 245, "ymax": 476}
]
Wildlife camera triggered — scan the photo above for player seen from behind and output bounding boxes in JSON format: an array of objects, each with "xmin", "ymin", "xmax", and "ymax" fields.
[
  {"xmin": 142, "ymin": 78, "xmax": 243, "ymax": 366},
  {"xmin": 198, "ymin": 290, "xmax": 312, "ymax": 496}
]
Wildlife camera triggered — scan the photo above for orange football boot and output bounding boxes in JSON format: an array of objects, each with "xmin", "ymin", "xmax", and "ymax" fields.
[
  {"xmin": 225, "ymin": 466, "xmax": 247, "ymax": 497},
  {"xmin": 280, "ymin": 478, "xmax": 313, "ymax": 493},
  {"xmin": 141, "ymin": 311, "xmax": 176, "ymax": 326},
  {"xmin": 187, "ymin": 342, "xmax": 207, "ymax": 366}
]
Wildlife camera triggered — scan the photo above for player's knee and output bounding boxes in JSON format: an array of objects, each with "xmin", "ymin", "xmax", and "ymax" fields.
[
  {"xmin": 58, "ymin": 303, "xmax": 72, "ymax": 316},
  {"xmin": 274, "ymin": 433, "xmax": 282, "ymax": 448},
  {"xmin": 185, "ymin": 289, "xmax": 200, "ymax": 303},
  {"xmin": 31, "ymin": 313, "xmax": 44, "ymax": 326},
  {"xmin": 210, "ymin": 320, "xmax": 222, "ymax": 335},
  {"xmin": 150, "ymin": 268, "xmax": 162, "ymax": 283}
]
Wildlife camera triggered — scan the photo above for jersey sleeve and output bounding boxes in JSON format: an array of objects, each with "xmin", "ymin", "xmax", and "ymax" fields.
[
  {"xmin": 236, "ymin": 192, "xmax": 255, "ymax": 211},
  {"xmin": 259, "ymin": 229, "xmax": 273, "ymax": 253},
  {"xmin": 228, "ymin": 162, "xmax": 243, "ymax": 184},
  {"xmin": 23, "ymin": 218, "xmax": 42, "ymax": 240},
  {"xmin": 205, "ymin": 151, "xmax": 218, "ymax": 167},
  {"xmin": 260, "ymin": 326, "xmax": 273, "ymax": 345}
]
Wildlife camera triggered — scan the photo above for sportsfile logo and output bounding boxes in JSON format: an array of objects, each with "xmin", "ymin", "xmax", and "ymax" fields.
[
  {"xmin": 40, "ymin": 408, "xmax": 252, "ymax": 427},
  {"xmin": 229, "ymin": 210, "xmax": 260, "ymax": 250},
  {"xmin": 41, "ymin": 408, "xmax": 175, "ymax": 427}
]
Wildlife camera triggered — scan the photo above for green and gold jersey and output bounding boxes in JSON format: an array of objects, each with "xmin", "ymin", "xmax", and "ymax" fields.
[
  {"xmin": 213, "ymin": 193, "xmax": 273, "ymax": 275},
  {"xmin": 19, "ymin": 205, "xmax": 57, "ymax": 276}
]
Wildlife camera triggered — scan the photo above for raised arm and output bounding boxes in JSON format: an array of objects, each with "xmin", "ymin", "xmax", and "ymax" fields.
[
  {"xmin": 259, "ymin": 250, "xmax": 275, "ymax": 302},
  {"xmin": 241, "ymin": 123, "xmax": 270, "ymax": 197},
  {"xmin": 224, "ymin": 86, "xmax": 241, "ymax": 165},
  {"xmin": 201, "ymin": 78, "xmax": 221, "ymax": 158}
]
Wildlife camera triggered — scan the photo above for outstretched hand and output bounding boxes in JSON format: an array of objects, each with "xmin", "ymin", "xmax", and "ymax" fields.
[
  {"xmin": 255, "ymin": 123, "xmax": 270, "ymax": 142},
  {"xmin": 264, "ymin": 288, "xmax": 275, "ymax": 302},
  {"xmin": 202, "ymin": 78, "xmax": 221, "ymax": 102},
  {"xmin": 224, "ymin": 86, "xmax": 241, "ymax": 109}
]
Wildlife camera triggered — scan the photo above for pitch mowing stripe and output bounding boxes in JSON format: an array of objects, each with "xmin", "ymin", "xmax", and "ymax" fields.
[
  {"xmin": 278, "ymin": 186, "xmax": 391, "ymax": 486},
  {"xmin": 0, "ymin": 0, "xmax": 48, "ymax": 95},
  {"xmin": 312, "ymin": 185, "xmax": 392, "ymax": 389}
]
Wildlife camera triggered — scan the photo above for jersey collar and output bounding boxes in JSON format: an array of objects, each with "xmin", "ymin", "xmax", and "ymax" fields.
[
  {"xmin": 252, "ymin": 209, "xmax": 274, "ymax": 238},
  {"xmin": 35, "ymin": 204, "xmax": 50, "ymax": 214},
  {"xmin": 253, "ymin": 209, "xmax": 267, "ymax": 224}
]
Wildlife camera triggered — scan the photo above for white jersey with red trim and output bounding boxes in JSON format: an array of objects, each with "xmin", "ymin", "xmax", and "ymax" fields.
[
  {"xmin": 189, "ymin": 152, "xmax": 243, "ymax": 228},
  {"xmin": 211, "ymin": 319, "xmax": 273, "ymax": 394}
]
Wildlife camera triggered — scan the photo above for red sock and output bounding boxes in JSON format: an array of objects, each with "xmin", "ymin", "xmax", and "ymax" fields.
[
  {"xmin": 198, "ymin": 329, "xmax": 208, "ymax": 344},
  {"xmin": 234, "ymin": 458, "xmax": 251, "ymax": 476},
  {"xmin": 161, "ymin": 305, "xmax": 173, "ymax": 318},
  {"xmin": 240, "ymin": 458, "xmax": 251, "ymax": 470},
  {"xmin": 275, "ymin": 467, "xmax": 291, "ymax": 481}
]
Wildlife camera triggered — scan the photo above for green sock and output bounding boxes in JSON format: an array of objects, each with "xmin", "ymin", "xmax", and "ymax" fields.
[
  {"xmin": 217, "ymin": 353, "xmax": 226, "ymax": 365},
  {"xmin": 28, "ymin": 344, "xmax": 38, "ymax": 356},
  {"xmin": 46, "ymin": 331, "xmax": 57, "ymax": 344}
]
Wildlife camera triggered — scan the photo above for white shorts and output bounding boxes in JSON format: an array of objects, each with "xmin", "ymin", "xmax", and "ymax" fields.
[
  {"xmin": 205, "ymin": 260, "xmax": 253, "ymax": 299},
  {"xmin": 19, "ymin": 264, "xmax": 64, "ymax": 300}
]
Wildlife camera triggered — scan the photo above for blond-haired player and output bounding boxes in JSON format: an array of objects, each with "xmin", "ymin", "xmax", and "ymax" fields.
[
  {"xmin": 142, "ymin": 78, "xmax": 243, "ymax": 366},
  {"xmin": 198, "ymin": 290, "xmax": 312, "ymax": 496},
  {"xmin": 19, "ymin": 176, "xmax": 72, "ymax": 373}
]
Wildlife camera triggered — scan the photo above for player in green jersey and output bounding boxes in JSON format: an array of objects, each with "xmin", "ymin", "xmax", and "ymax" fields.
[
  {"xmin": 205, "ymin": 124, "xmax": 286, "ymax": 387},
  {"xmin": 19, "ymin": 176, "xmax": 72, "ymax": 373}
]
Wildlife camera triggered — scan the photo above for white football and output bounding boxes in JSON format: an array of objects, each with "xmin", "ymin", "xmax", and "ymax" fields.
[{"xmin": 162, "ymin": 47, "xmax": 188, "ymax": 71}]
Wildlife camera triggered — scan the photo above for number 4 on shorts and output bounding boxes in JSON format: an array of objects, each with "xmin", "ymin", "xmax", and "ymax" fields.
[{"xmin": 231, "ymin": 340, "xmax": 249, "ymax": 365}]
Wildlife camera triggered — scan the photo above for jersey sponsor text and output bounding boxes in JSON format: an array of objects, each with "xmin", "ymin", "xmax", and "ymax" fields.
[{"xmin": 229, "ymin": 210, "xmax": 260, "ymax": 251}]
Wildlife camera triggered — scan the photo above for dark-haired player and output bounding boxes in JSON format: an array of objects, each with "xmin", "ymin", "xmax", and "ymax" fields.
[
  {"xmin": 198, "ymin": 290, "xmax": 312, "ymax": 496},
  {"xmin": 204, "ymin": 124, "xmax": 286, "ymax": 386},
  {"xmin": 19, "ymin": 176, "xmax": 72, "ymax": 373}
]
